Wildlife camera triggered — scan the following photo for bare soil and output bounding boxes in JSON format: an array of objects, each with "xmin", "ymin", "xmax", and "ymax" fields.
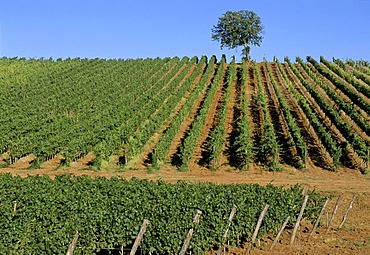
[
  {"xmin": 259, "ymin": 63, "xmax": 299, "ymax": 166},
  {"xmin": 271, "ymin": 62, "xmax": 334, "ymax": 169}
]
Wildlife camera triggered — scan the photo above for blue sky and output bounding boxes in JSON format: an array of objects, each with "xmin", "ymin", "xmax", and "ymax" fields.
[{"xmin": 0, "ymin": 0, "xmax": 369, "ymax": 62}]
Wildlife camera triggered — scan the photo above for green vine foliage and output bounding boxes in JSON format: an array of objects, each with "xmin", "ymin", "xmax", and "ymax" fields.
[
  {"xmin": 0, "ymin": 174, "xmax": 325, "ymax": 254},
  {"xmin": 178, "ymin": 55, "xmax": 226, "ymax": 171},
  {"xmin": 253, "ymin": 62, "xmax": 281, "ymax": 171},
  {"xmin": 284, "ymin": 57, "xmax": 342, "ymax": 170},
  {"xmin": 0, "ymin": 57, "xmax": 178, "ymax": 166},
  {"xmin": 264, "ymin": 60, "xmax": 308, "ymax": 169},
  {"xmin": 0, "ymin": 56, "xmax": 368, "ymax": 171},
  {"xmin": 299, "ymin": 57, "xmax": 368, "ymax": 166},
  {"xmin": 152, "ymin": 56, "xmax": 215, "ymax": 170},
  {"xmin": 233, "ymin": 59, "xmax": 253, "ymax": 170},
  {"xmin": 205, "ymin": 58, "xmax": 235, "ymax": 170}
]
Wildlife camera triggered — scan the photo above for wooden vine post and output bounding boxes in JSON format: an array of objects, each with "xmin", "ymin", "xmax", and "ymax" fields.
[
  {"xmin": 179, "ymin": 210, "xmax": 202, "ymax": 255},
  {"xmin": 338, "ymin": 195, "xmax": 356, "ymax": 229},
  {"xmin": 130, "ymin": 219, "xmax": 150, "ymax": 255},
  {"xmin": 290, "ymin": 195, "xmax": 309, "ymax": 245},
  {"xmin": 216, "ymin": 204, "xmax": 237, "ymax": 255},
  {"xmin": 224, "ymin": 205, "xmax": 237, "ymax": 239},
  {"xmin": 308, "ymin": 197, "xmax": 330, "ymax": 238},
  {"xmin": 66, "ymin": 230, "xmax": 79, "ymax": 255},
  {"xmin": 246, "ymin": 204, "xmax": 269, "ymax": 254},
  {"xmin": 269, "ymin": 216, "xmax": 290, "ymax": 251},
  {"xmin": 326, "ymin": 195, "xmax": 342, "ymax": 234}
]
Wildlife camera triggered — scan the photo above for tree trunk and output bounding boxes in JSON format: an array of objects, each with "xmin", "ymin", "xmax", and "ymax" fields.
[{"xmin": 243, "ymin": 43, "xmax": 250, "ymax": 62}]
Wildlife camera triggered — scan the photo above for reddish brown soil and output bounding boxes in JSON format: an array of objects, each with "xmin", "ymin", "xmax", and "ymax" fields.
[
  {"xmin": 166, "ymin": 64, "xmax": 216, "ymax": 161},
  {"xmin": 246, "ymin": 63, "xmax": 264, "ymax": 154},
  {"xmin": 320, "ymin": 62, "xmax": 370, "ymax": 107},
  {"xmin": 132, "ymin": 63, "xmax": 201, "ymax": 166},
  {"xmin": 271, "ymin": 62, "xmax": 333, "ymax": 169},
  {"xmin": 190, "ymin": 63, "xmax": 227, "ymax": 167},
  {"xmin": 259, "ymin": 63, "xmax": 300, "ymax": 165},
  {"xmin": 294, "ymin": 63, "xmax": 365, "ymax": 169}
]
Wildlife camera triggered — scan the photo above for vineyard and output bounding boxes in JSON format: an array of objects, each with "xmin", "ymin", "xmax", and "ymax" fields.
[
  {"xmin": 0, "ymin": 174, "xmax": 325, "ymax": 254},
  {"xmin": 0, "ymin": 56, "xmax": 370, "ymax": 172},
  {"xmin": 0, "ymin": 56, "xmax": 370, "ymax": 254}
]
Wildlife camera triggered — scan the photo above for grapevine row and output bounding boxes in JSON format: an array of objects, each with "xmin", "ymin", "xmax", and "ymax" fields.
[
  {"xmin": 307, "ymin": 56, "xmax": 370, "ymax": 114},
  {"xmin": 321, "ymin": 56, "xmax": 370, "ymax": 99},
  {"xmin": 0, "ymin": 174, "xmax": 325, "ymax": 254},
  {"xmin": 280, "ymin": 58, "xmax": 340, "ymax": 169},
  {"xmin": 264, "ymin": 61, "xmax": 308, "ymax": 168},
  {"xmin": 122, "ymin": 56, "xmax": 199, "ymax": 166},
  {"xmin": 300, "ymin": 59, "xmax": 370, "ymax": 138},
  {"xmin": 297, "ymin": 58, "xmax": 369, "ymax": 166},
  {"xmin": 152, "ymin": 56, "xmax": 216, "ymax": 168},
  {"xmin": 178, "ymin": 55, "xmax": 226, "ymax": 170},
  {"xmin": 344, "ymin": 62, "xmax": 370, "ymax": 89},
  {"xmin": 205, "ymin": 58, "xmax": 236, "ymax": 169},
  {"xmin": 233, "ymin": 59, "xmax": 253, "ymax": 170},
  {"xmin": 254, "ymin": 62, "xmax": 280, "ymax": 171},
  {"xmin": 1, "ymin": 56, "xmax": 369, "ymax": 172}
]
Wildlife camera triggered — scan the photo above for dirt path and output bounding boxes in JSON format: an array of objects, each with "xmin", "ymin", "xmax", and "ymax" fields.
[{"xmin": 1, "ymin": 163, "xmax": 368, "ymax": 192}]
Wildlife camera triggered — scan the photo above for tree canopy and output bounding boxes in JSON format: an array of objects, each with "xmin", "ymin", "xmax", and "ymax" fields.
[{"xmin": 212, "ymin": 10, "xmax": 264, "ymax": 61}]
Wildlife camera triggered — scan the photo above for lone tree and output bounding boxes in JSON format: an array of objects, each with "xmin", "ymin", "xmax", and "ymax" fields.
[{"xmin": 212, "ymin": 10, "xmax": 264, "ymax": 61}]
